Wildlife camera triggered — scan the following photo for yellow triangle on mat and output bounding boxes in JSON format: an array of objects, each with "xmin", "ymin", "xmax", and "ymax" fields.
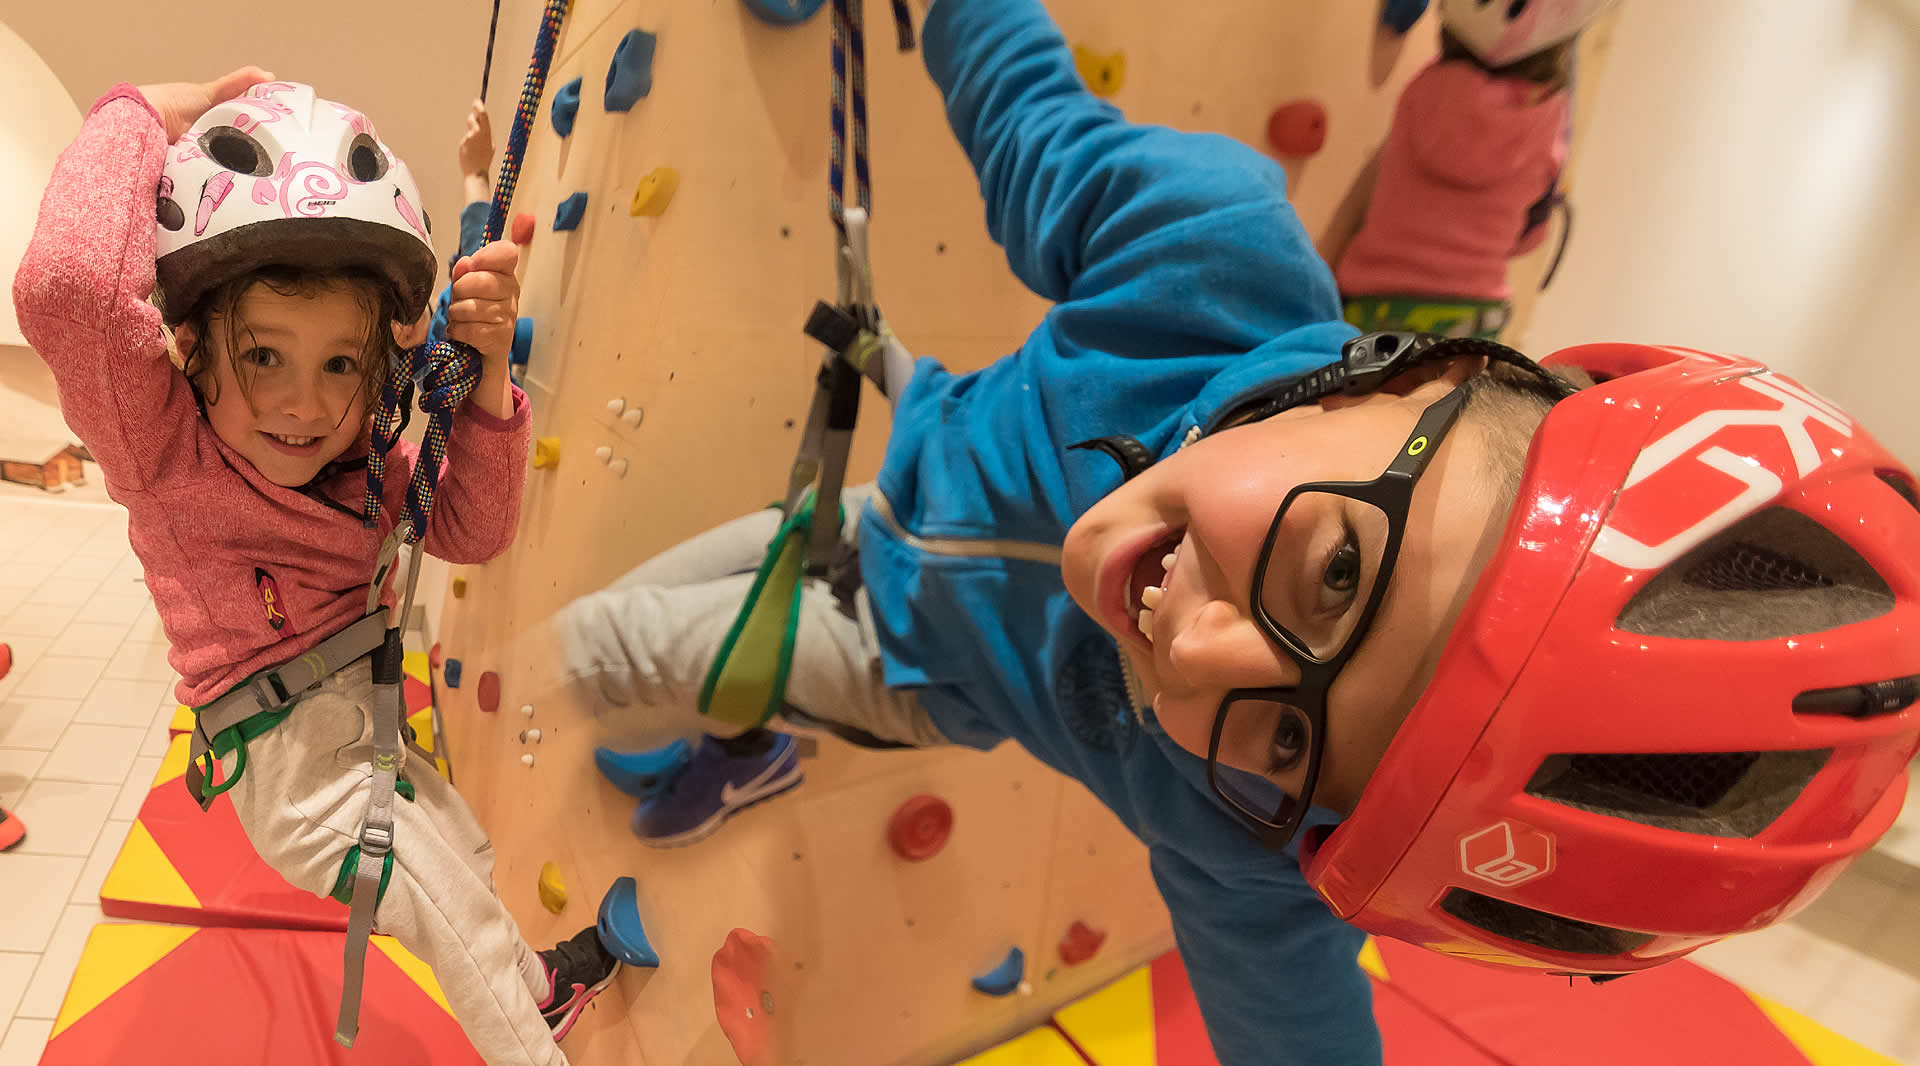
[
  {"xmin": 169, "ymin": 704, "xmax": 193, "ymax": 732},
  {"xmin": 373, "ymin": 936, "xmax": 454, "ymax": 1017},
  {"xmin": 954, "ymin": 1026, "xmax": 1086, "ymax": 1065},
  {"xmin": 1053, "ymin": 965, "xmax": 1156, "ymax": 1065},
  {"xmin": 404, "ymin": 650, "xmax": 429, "ymax": 685},
  {"xmin": 407, "ymin": 707, "xmax": 435, "ymax": 756},
  {"xmin": 50, "ymin": 924, "xmax": 197, "ymax": 1039},
  {"xmin": 1356, "ymin": 938, "xmax": 1389, "ymax": 982},
  {"xmin": 100, "ymin": 821, "xmax": 200, "ymax": 914},
  {"xmin": 154, "ymin": 734, "xmax": 191, "ymax": 787},
  {"xmin": 1747, "ymin": 992, "xmax": 1902, "ymax": 1066}
]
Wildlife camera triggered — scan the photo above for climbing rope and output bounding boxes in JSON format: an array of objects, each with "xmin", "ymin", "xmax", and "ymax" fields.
[
  {"xmin": 363, "ymin": 0, "xmax": 570, "ymax": 541},
  {"xmin": 829, "ymin": 0, "xmax": 872, "ymax": 238},
  {"xmin": 480, "ymin": 0, "xmax": 503, "ymax": 103},
  {"xmin": 488, "ymin": 0, "xmax": 570, "ymax": 244}
]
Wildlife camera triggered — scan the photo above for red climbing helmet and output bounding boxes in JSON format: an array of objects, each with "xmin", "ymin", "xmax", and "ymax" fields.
[{"xmin": 1300, "ymin": 342, "xmax": 1920, "ymax": 976}]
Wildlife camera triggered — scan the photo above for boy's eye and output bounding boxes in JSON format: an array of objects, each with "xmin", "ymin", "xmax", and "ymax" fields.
[
  {"xmin": 325, "ymin": 355, "xmax": 360, "ymax": 375},
  {"xmin": 1317, "ymin": 535, "xmax": 1362, "ymax": 612},
  {"xmin": 240, "ymin": 347, "xmax": 279, "ymax": 368},
  {"xmin": 1268, "ymin": 711, "xmax": 1308, "ymax": 773}
]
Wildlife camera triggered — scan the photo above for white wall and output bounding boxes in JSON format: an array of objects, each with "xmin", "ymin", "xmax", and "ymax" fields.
[
  {"xmin": 1529, "ymin": 0, "xmax": 1920, "ymax": 463},
  {"xmin": 0, "ymin": 18, "xmax": 82, "ymax": 347}
]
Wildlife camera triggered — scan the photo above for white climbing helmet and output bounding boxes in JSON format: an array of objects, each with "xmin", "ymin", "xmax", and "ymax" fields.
[
  {"xmin": 153, "ymin": 81, "xmax": 438, "ymax": 326},
  {"xmin": 1439, "ymin": 0, "xmax": 1616, "ymax": 67}
]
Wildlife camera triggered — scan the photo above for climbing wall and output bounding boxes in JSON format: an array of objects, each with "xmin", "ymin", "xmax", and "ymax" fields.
[{"xmin": 424, "ymin": 2, "xmax": 1593, "ymax": 1064}]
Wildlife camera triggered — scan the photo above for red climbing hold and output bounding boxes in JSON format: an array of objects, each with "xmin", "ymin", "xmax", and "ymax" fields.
[
  {"xmin": 429, "ymin": 642, "xmax": 443, "ymax": 670},
  {"xmin": 712, "ymin": 928, "xmax": 780, "ymax": 1066},
  {"xmin": 1058, "ymin": 920, "xmax": 1107, "ymax": 965},
  {"xmin": 1267, "ymin": 99, "xmax": 1329, "ymax": 157},
  {"xmin": 478, "ymin": 671, "xmax": 501, "ymax": 713},
  {"xmin": 887, "ymin": 794, "xmax": 953, "ymax": 862},
  {"xmin": 511, "ymin": 212, "xmax": 536, "ymax": 246}
]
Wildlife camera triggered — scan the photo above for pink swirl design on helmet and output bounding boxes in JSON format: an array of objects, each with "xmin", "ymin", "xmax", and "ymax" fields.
[
  {"xmin": 243, "ymin": 81, "xmax": 300, "ymax": 99},
  {"xmin": 278, "ymin": 161, "xmax": 348, "ymax": 218},
  {"xmin": 329, "ymin": 102, "xmax": 377, "ymax": 140},
  {"xmin": 195, "ymin": 172, "xmax": 235, "ymax": 235},
  {"xmin": 175, "ymin": 144, "xmax": 205, "ymax": 165}
]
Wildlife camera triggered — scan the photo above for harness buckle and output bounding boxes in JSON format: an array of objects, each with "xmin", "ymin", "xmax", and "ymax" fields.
[
  {"xmin": 359, "ymin": 821, "xmax": 394, "ymax": 856},
  {"xmin": 248, "ymin": 670, "xmax": 294, "ymax": 713}
]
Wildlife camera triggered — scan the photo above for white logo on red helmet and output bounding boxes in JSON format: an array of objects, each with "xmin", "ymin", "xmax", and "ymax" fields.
[
  {"xmin": 1460, "ymin": 821, "xmax": 1555, "ymax": 887},
  {"xmin": 1591, "ymin": 373, "xmax": 1852, "ymax": 572}
]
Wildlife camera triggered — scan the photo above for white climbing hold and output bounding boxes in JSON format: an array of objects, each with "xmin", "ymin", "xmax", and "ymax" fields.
[
  {"xmin": 595, "ymin": 446, "xmax": 614, "ymax": 463},
  {"xmin": 606, "ymin": 397, "xmax": 626, "ymax": 416},
  {"xmin": 609, "ymin": 458, "xmax": 629, "ymax": 477},
  {"xmin": 521, "ymin": 753, "xmax": 536, "ymax": 767},
  {"xmin": 521, "ymin": 728, "xmax": 543, "ymax": 743},
  {"xmin": 520, "ymin": 704, "xmax": 535, "ymax": 717},
  {"xmin": 621, "ymin": 407, "xmax": 644, "ymax": 428}
]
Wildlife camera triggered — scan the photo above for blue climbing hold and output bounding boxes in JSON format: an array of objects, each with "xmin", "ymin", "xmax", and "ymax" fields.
[
  {"xmin": 604, "ymin": 30, "xmax": 657, "ymax": 112},
  {"xmin": 553, "ymin": 192, "xmax": 589, "ymax": 232},
  {"xmin": 971, "ymin": 946, "xmax": 1024, "ymax": 997},
  {"xmin": 444, "ymin": 658, "xmax": 463, "ymax": 689},
  {"xmin": 511, "ymin": 317, "xmax": 533, "ymax": 369},
  {"xmin": 551, "ymin": 76, "xmax": 583, "ymax": 137},
  {"xmin": 594, "ymin": 739, "xmax": 692, "ymax": 799},
  {"xmin": 1381, "ymin": 0, "xmax": 1429, "ymax": 34},
  {"xmin": 742, "ymin": 0, "xmax": 826, "ymax": 25},
  {"xmin": 597, "ymin": 876, "xmax": 661, "ymax": 968}
]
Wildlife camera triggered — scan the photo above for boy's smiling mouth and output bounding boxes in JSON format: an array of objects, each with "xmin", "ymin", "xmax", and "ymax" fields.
[{"xmin": 1101, "ymin": 526, "xmax": 1184, "ymax": 649}]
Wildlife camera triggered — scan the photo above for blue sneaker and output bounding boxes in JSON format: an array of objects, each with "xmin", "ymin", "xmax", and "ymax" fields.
[{"xmin": 630, "ymin": 732, "xmax": 803, "ymax": 847}]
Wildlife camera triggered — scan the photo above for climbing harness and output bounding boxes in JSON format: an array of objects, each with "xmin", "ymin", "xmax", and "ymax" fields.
[
  {"xmin": 181, "ymin": 0, "xmax": 572, "ymax": 1051},
  {"xmin": 697, "ymin": 0, "xmax": 915, "ymax": 731}
]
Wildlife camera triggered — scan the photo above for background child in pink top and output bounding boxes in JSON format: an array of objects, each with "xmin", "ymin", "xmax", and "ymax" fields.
[
  {"xmin": 1328, "ymin": 3, "xmax": 1594, "ymax": 341},
  {"xmin": 13, "ymin": 69, "xmax": 614, "ymax": 1065}
]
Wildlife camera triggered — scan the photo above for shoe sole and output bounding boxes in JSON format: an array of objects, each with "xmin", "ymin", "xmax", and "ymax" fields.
[
  {"xmin": 545, "ymin": 960, "xmax": 622, "ymax": 1042},
  {"xmin": 634, "ymin": 759, "xmax": 804, "ymax": 849}
]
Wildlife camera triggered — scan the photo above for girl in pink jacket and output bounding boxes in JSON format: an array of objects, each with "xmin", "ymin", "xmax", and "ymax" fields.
[{"xmin": 13, "ymin": 70, "xmax": 613, "ymax": 1066}]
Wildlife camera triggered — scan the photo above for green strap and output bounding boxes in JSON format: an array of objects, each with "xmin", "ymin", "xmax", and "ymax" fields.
[
  {"xmin": 699, "ymin": 492, "xmax": 838, "ymax": 730},
  {"xmin": 187, "ymin": 704, "xmax": 298, "ymax": 804}
]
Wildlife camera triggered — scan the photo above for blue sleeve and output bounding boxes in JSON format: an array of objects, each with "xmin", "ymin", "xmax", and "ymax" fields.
[
  {"xmin": 922, "ymin": 0, "xmax": 1343, "ymax": 344},
  {"xmin": 1150, "ymin": 847, "xmax": 1382, "ymax": 1066},
  {"xmin": 428, "ymin": 201, "xmax": 492, "ymax": 346}
]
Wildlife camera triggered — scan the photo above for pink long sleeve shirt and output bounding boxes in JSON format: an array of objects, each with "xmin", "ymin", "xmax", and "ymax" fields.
[
  {"xmin": 1334, "ymin": 59, "xmax": 1569, "ymax": 303},
  {"xmin": 13, "ymin": 86, "xmax": 530, "ymax": 707}
]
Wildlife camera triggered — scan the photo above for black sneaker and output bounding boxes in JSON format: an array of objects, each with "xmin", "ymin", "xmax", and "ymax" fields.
[{"xmin": 537, "ymin": 926, "xmax": 621, "ymax": 1040}]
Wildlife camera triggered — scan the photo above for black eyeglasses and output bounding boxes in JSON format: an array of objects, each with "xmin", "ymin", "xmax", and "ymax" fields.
[{"xmin": 1207, "ymin": 384, "xmax": 1470, "ymax": 851}]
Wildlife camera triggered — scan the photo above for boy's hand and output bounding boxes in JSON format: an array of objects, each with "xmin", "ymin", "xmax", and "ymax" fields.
[
  {"xmin": 136, "ymin": 67, "xmax": 276, "ymax": 143},
  {"xmin": 459, "ymin": 99, "xmax": 494, "ymax": 179},
  {"xmin": 447, "ymin": 239, "xmax": 521, "ymax": 373}
]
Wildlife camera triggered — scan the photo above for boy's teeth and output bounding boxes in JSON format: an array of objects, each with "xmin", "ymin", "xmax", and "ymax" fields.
[
  {"xmin": 1136, "ymin": 605, "xmax": 1154, "ymax": 639},
  {"xmin": 1140, "ymin": 584, "xmax": 1163, "ymax": 609}
]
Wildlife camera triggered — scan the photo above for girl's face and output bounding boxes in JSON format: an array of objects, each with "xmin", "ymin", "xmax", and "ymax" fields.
[
  {"xmin": 179, "ymin": 282, "xmax": 393, "ymax": 488},
  {"xmin": 1061, "ymin": 372, "xmax": 1510, "ymax": 817}
]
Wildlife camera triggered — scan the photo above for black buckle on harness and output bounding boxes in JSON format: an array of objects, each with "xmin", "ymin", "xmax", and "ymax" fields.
[
  {"xmin": 804, "ymin": 301, "xmax": 865, "ymax": 356},
  {"xmin": 247, "ymin": 670, "xmax": 295, "ymax": 713}
]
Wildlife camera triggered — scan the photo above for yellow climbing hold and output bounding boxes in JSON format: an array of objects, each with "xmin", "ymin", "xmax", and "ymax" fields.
[
  {"xmin": 532, "ymin": 436, "xmax": 563, "ymax": 469},
  {"xmin": 452, "ymin": 577, "xmax": 468, "ymax": 598},
  {"xmin": 1073, "ymin": 46, "xmax": 1126, "ymax": 97},
  {"xmin": 538, "ymin": 861, "xmax": 568, "ymax": 914},
  {"xmin": 629, "ymin": 167, "xmax": 681, "ymax": 217}
]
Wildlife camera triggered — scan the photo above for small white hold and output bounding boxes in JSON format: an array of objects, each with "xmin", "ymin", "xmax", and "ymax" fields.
[
  {"xmin": 594, "ymin": 446, "xmax": 613, "ymax": 464},
  {"xmin": 606, "ymin": 397, "xmax": 626, "ymax": 416},
  {"xmin": 521, "ymin": 753, "xmax": 536, "ymax": 767},
  {"xmin": 609, "ymin": 458, "xmax": 629, "ymax": 477},
  {"xmin": 520, "ymin": 728, "xmax": 543, "ymax": 743},
  {"xmin": 621, "ymin": 407, "xmax": 644, "ymax": 428},
  {"xmin": 1017, "ymin": 981, "xmax": 1033, "ymax": 997},
  {"xmin": 520, "ymin": 703, "xmax": 535, "ymax": 717}
]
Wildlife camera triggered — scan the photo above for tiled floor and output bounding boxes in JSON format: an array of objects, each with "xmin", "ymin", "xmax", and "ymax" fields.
[{"xmin": 1, "ymin": 494, "xmax": 1918, "ymax": 1064}]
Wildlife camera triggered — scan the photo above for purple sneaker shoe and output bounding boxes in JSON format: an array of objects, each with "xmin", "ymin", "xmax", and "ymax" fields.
[{"xmin": 630, "ymin": 731, "xmax": 803, "ymax": 847}]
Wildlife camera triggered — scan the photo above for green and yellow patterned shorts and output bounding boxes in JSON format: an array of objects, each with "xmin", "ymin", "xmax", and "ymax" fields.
[{"xmin": 1343, "ymin": 295, "xmax": 1512, "ymax": 341}]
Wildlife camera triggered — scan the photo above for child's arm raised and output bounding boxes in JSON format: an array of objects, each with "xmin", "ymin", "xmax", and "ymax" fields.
[
  {"xmin": 12, "ymin": 72, "xmax": 268, "ymax": 493},
  {"xmin": 1152, "ymin": 849, "xmax": 1382, "ymax": 1066},
  {"xmin": 923, "ymin": 0, "xmax": 1344, "ymax": 346}
]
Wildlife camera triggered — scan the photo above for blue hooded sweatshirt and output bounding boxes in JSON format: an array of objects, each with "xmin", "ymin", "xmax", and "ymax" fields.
[{"xmin": 857, "ymin": 1, "xmax": 1381, "ymax": 1063}]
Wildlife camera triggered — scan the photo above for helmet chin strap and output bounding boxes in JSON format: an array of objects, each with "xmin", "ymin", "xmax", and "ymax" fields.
[{"xmin": 1066, "ymin": 332, "xmax": 1566, "ymax": 483}]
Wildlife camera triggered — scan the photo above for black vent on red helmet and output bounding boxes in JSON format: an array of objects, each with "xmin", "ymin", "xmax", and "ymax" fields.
[
  {"xmin": 1440, "ymin": 889, "xmax": 1655, "ymax": 956},
  {"xmin": 1617, "ymin": 508, "xmax": 1892, "ymax": 640},
  {"xmin": 1526, "ymin": 749, "xmax": 1829, "ymax": 838},
  {"xmin": 1880, "ymin": 471, "xmax": 1920, "ymax": 512}
]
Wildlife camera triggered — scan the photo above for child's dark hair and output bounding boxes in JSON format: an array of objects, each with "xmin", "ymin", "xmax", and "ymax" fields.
[
  {"xmin": 176, "ymin": 265, "xmax": 401, "ymax": 418},
  {"xmin": 1457, "ymin": 358, "xmax": 1592, "ymax": 512},
  {"xmin": 1439, "ymin": 27, "xmax": 1575, "ymax": 92}
]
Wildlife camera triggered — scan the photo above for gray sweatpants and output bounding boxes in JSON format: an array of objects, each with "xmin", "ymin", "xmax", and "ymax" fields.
[
  {"xmin": 222, "ymin": 658, "xmax": 564, "ymax": 1066},
  {"xmin": 556, "ymin": 483, "xmax": 947, "ymax": 749}
]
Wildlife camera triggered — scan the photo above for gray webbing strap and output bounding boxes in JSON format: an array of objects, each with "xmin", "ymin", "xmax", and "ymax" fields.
[
  {"xmin": 335, "ymin": 522, "xmax": 424, "ymax": 1047},
  {"xmin": 185, "ymin": 611, "xmax": 391, "ymax": 809}
]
